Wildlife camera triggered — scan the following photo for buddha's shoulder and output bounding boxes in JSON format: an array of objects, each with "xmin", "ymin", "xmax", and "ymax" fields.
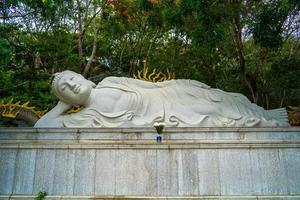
[{"xmin": 100, "ymin": 76, "xmax": 133, "ymax": 84}]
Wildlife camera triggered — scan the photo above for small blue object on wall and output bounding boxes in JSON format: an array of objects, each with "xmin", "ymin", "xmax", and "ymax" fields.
[{"xmin": 156, "ymin": 135, "xmax": 162, "ymax": 143}]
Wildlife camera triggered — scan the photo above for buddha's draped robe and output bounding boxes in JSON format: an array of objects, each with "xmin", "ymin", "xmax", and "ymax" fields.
[{"xmin": 63, "ymin": 77, "xmax": 289, "ymax": 127}]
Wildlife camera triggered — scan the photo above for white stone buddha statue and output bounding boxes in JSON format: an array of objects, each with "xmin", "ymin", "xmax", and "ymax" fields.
[{"xmin": 34, "ymin": 70, "xmax": 290, "ymax": 128}]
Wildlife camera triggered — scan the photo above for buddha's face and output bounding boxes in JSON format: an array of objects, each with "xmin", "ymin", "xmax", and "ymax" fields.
[{"xmin": 53, "ymin": 71, "xmax": 95, "ymax": 106}]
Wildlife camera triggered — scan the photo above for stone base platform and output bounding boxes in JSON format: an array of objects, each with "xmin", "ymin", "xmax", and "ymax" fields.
[
  {"xmin": 1, "ymin": 195, "xmax": 300, "ymax": 199},
  {"xmin": 0, "ymin": 127, "xmax": 300, "ymax": 199}
]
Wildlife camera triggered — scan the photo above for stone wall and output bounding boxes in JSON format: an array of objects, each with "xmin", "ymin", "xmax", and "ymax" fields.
[{"xmin": 0, "ymin": 128, "xmax": 300, "ymax": 199}]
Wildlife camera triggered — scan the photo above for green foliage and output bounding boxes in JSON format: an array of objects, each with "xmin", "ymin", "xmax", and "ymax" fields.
[
  {"xmin": 137, "ymin": 0, "xmax": 154, "ymax": 11},
  {"xmin": 0, "ymin": 38, "xmax": 13, "ymax": 66},
  {"xmin": 251, "ymin": 3, "xmax": 283, "ymax": 49},
  {"xmin": 251, "ymin": 0, "xmax": 300, "ymax": 49},
  {"xmin": 271, "ymin": 56, "xmax": 300, "ymax": 89},
  {"xmin": 268, "ymin": 55, "xmax": 300, "ymax": 106},
  {"xmin": 0, "ymin": 21, "xmax": 65, "ymax": 110},
  {"xmin": 34, "ymin": 191, "xmax": 47, "ymax": 200},
  {"xmin": 0, "ymin": 0, "xmax": 300, "ymax": 125}
]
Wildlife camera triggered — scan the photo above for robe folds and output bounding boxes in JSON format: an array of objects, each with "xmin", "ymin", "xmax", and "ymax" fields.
[{"xmin": 63, "ymin": 77, "xmax": 289, "ymax": 127}]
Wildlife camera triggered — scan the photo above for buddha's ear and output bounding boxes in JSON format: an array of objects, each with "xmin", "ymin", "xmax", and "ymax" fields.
[{"xmin": 88, "ymin": 80, "xmax": 96, "ymax": 88}]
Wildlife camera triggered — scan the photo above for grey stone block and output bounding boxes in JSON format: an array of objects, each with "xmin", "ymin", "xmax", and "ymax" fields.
[
  {"xmin": 73, "ymin": 150, "xmax": 96, "ymax": 195},
  {"xmin": 0, "ymin": 149, "xmax": 17, "ymax": 194},
  {"xmin": 13, "ymin": 150, "xmax": 37, "ymax": 194},
  {"xmin": 0, "ymin": 127, "xmax": 300, "ymax": 198},
  {"xmin": 52, "ymin": 149, "xmax": 76, "ymax": 195},
  {"xmin": 33, "ymin": 149, "xmax": 56, "ymax": 194}
]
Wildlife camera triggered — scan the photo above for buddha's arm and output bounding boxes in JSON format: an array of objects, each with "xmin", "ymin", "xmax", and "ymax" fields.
[{"xmin": 34, "ymin": 101, "xmax": 72, "ymax": 127}]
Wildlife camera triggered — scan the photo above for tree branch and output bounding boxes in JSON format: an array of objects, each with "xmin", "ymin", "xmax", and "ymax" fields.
[{"xmin": 232, "ymin": 5, "xmax": 257, "ymax": 102}]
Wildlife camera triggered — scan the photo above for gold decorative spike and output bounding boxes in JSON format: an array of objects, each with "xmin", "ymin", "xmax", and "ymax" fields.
[
  {"xmin": 288, "ymin": 106, "xmax": 300, "ymax": 126},
  {"xmin": 152, "ymin": 72, "xmax": 162, "ymax": 82},
  {"xmin": 67, "ymin": 107, "xmax": 81, "ymax": 114},
  {"xmin": 0, "ymin": 98, "xmax": 83, "ymax": 120},
  {"xmin": 148, "ymin": 69, "xmax": 157, "ymax": 80},
  {"xmin": 142, "ymin": 65, "xmax": 149, "ymax": 81},
  {"xmin": 133, "ymin": 60, "xmax": 175, "ymax": 82},
  {"xmin": 3, "ymin": 104, "xmax": 21, "ymax": 118},
  {"xmin": 0, "ymin": 98, "xmax": 47, "ymax": 119},
  {"xmin": 137, "ymin": 70, "xmax": 143, "ymax": 80}
]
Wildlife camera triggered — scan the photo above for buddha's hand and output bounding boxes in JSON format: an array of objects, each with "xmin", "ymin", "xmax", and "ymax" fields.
[{"xmin": 34, "ymin": 101, "xmax": 73, "ymax": 127}]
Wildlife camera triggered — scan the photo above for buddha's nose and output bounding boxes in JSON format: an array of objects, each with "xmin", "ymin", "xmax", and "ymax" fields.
[{"xmin": 66, "ymin": 80, "xmax": 76, "ymax": 88}]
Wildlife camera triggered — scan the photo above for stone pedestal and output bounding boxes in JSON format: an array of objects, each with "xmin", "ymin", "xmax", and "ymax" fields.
[{"xmin": 0, "ymin": 127, "xmax": 300, "ymax": 199}]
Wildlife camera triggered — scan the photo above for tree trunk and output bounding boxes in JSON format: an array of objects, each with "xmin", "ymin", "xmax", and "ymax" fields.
[
  {"xmin": 232, "ymin": 7, "xmax": 257, "ymax": 103},
  {"xmin": 76, "ymin": 0, "xmax": 84, "ymax": 57},
  {"xmin": 83, "ymin": 26, "xmax": 99, "ymax": 77}
]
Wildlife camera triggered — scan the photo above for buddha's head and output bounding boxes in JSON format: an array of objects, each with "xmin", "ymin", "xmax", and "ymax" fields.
[{"xmin": 51, "ymin": 70, "xmax": 96, "ymax": 106}]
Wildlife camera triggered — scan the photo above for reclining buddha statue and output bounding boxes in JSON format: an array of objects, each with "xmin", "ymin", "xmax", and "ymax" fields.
[{"xmin": 34, "ymin": 70, "xmax": 289, "ymax": 128}]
